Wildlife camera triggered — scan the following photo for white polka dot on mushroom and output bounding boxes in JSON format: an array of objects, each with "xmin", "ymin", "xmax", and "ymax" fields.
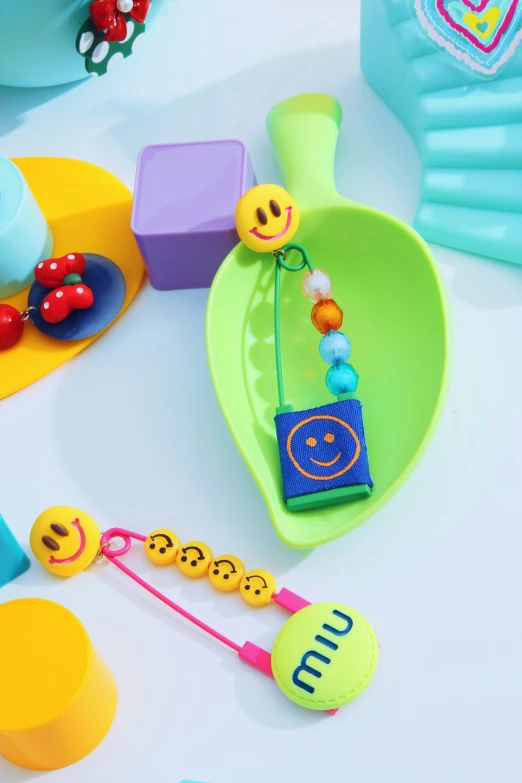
[
  {"xmin": 124, "ymin": 21, "xmax": 134, "ymax": 42},
  {"xmin": 68, "ymin": 254, "xmax": 75, "ymax": 260},
  {"xmin": 43, "ymin": 302, "xmax": 49, "ymax": 309},
  {"xmin": 37, "ymin": 263, "xmax": 43, "ymax": 268},
  {"xmin": 50, "ymin": 263, "xmax": 57, "ymax": 270},
  {"xmin": 107, "ymin": 52, "xmax": 124, "ymax": 71},
  {"xmin": 77, "ymin": 288, "xmax": 84, "ymax": 294},
  {"xmin": 56, "ymin": 291, "xmax": 63, "ymax": 298},
  {"xmin": 79, "ymin": 31, "xmax": 94, "ymax": 54},
  {"xmin": 92, "ymin": 41, "xmax": 109, "ymax": 64}
]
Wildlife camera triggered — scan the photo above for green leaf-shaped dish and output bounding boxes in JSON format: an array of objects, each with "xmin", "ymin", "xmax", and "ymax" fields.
[{"xmin": 207, "ymin": 94, "xmax": 450, "ymax": 549}]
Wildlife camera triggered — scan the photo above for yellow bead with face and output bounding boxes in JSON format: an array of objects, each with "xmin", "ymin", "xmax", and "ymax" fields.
[
  {"xmin": 30, "ymin": 506, "xmax": 101, "ymax": 577},
  {"xmin": 176, "ymin": 541, "xmax": 213, "ymax": 578},
  {"xmin": 240, "ymin": 569, "xmax": 276, "ymax": 607},
  {"xmin": 235, "ymin": 184, "xmax": 299, "ymax": 253},
  {"xmin": 144, "ymin": 529, "xmax": 180, "ymax": 566},
  {"xmin": 208, "ymin": 554, "xmax": 245, "ymax": 593}
]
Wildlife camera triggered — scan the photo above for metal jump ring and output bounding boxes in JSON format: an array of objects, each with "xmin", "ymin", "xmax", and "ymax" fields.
[
  {"xmin": 21, "ymin": 306, "xmax": 38, "ymax": 322},
  {"xmin": 94, "ymin": 540, "xmax": 112, "ymax": 562}
]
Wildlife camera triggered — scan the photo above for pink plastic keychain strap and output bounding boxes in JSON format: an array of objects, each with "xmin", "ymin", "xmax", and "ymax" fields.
[{"xmin": 100, "ymin": 528, "xmax": 337, "ymax": 715}]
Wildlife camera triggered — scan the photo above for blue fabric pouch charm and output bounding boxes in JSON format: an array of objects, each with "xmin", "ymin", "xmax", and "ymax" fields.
[
  {"xmin": 275, "ymin": 399, "xmax": 373, "ymax": 511},
  {"xmin": 269, "ymin": 243, "xmax": 373, "ymax": 513}
]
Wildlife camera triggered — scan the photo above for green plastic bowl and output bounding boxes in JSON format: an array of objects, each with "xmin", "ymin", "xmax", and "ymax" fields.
[{"xmin": 207, "ymin": 94, "xmax": 450, "ymax": 549}]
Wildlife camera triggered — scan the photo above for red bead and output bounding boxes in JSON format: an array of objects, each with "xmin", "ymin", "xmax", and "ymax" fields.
[{"xmin": 0, "ymin": 304, "xmax": 24, "ymax": 350}]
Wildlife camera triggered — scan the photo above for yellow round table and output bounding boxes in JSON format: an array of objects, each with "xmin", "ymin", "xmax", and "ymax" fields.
[
  {"xmin": 0, "ymin": 598, "xmax": 117, "ymax": 770},
  {"xmin": 0, "ymin": 157, "xmax": 145, "ymax": 401}
]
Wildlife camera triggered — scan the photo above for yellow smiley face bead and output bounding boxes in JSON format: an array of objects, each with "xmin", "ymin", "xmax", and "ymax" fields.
[
  {"xmin": 235, "ymin": 184, "xmax": 299, "ymax": 253},
  {"xmin": 30, "ymin": 506, "xmax": 101, "ymax": 578},
  {"xmin": 208, "ymin": 554, "xmax": 245, "ymax": 593},
  {"xmin": 144, "ymin": 529, "xmax": 180, "ymax": 566},
  {"xmin": 176, "ymin": 541, "xmax": 213, "ymax": 578},
  {"xmin": 239, "ymin": 569, "xmax": 276, "ymax": 607}
]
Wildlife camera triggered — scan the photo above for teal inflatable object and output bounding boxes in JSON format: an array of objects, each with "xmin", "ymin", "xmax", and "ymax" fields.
[
  {"xmin": 361, "ymin": 0, "xmax": 522, "ymax": 265},
  {"xmin": 0, "ymin": 514, "xmax": 30, "ymax": 589},
  {"xmin": 0, "ymin": 0, "xmax": 162, "ymax": 88}
]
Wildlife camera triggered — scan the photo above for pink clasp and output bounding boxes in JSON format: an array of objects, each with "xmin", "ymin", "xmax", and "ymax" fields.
[{"xmin": 100, "ymin": 527, "xmax": 147, "ymax": 558}]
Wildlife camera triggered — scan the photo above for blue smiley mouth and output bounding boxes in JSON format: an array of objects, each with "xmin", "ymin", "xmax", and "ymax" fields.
[{"xmin": 310, "ymin": 452, "xmax": 342, "ymax": 467}]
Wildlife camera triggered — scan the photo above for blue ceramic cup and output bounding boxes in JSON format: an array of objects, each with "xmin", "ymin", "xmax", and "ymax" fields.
[{"xmin": 0, "ymin": 158, "xmax": 53, "ymax": 299}]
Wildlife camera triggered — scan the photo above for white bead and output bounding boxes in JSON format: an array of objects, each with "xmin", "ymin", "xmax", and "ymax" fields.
[
  {"xmin": 302, "ymin": 269, "xmax": 332, "ymax": 302},
  {"xmin": 117, "ymin": 0, "xmax": 134, "ymax": 12}
]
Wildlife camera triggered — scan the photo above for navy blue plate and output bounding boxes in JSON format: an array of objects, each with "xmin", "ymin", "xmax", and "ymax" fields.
[{"xmin": 29, "ymin": 254, "xmax": 126, "ymax": 341}]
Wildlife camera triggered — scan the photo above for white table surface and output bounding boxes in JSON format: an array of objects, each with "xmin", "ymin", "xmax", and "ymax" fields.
[{"xmin": 1, "ymin": 1, "xmax": 522, "ymax": 782}]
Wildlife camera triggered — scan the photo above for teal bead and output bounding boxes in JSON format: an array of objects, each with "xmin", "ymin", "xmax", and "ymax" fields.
[
  {"xmin": 326, "ymin": 362, "xmax": 359, "ymax": 395},
  {"xmin": 319, "ymin": 329, "xmax": 352, "ymax": 365}
]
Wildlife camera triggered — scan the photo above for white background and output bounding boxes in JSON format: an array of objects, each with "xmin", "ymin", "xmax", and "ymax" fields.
[{"xmin": 1, "ymin": 1, "xmax": 522, "ymax": 781}]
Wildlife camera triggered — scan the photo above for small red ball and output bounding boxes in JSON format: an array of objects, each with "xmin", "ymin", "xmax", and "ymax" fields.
[{"xmin": 0, "ymin": 304, "xmax": 24, "ymax": 350}]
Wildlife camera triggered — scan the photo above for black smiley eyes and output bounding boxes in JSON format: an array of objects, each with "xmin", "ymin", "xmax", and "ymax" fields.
[
  {"xmin": 212, "ymin": 569, "xmax": 230, "ymax": 579},
  {"xmin": 270, "ymin": 200, "xmax": 281, "ymax": 217},
  {"xmin": 243, "ymin": 585, "xmax": 261, "ymax": 595},
  {"xmin": 180, "ymin": 556, "xmax": 198, "ymax": 567},
  {"xmin": 256, "ymin": 201, "xmax": 281, "ymax": 225},
  {"xmin": 42, "ymin": 536, "xmax": 60, "ymax": 551},
  {"xmin": 51, "ymin": 524, "xmax": 69, "ymax": 537},
  {"xmin": 149, "ymin": 544, "xmax": 167, "ymax": 554},
  {"xmin": 42, "ymin": 523, "xmax": 70, "ymax": 550}
]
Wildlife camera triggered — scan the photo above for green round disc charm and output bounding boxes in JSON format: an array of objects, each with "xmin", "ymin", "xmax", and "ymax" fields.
[{"xmin": 271, "ymin": 602, "xmax": 378, "ymax": 710}]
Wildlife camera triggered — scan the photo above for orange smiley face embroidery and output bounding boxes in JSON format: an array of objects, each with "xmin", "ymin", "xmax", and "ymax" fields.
[{"xmin": 286, "ymin": 415, "xmax": 361, "ymax": 481}]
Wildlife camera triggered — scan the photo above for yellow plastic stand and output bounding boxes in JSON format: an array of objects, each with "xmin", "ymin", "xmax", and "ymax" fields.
[
  {"xmin": 0, "ymin": 157, "xmax": 145, "ymax": 400},
  {"xmin": 0, "ymin": 598, "xmax": 118, "ymax": 770}
]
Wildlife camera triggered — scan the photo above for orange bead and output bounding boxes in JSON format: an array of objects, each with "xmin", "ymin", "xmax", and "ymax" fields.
[{"xmin": 311, "ymin": 299, "xmax": 343, "ymax": 334}]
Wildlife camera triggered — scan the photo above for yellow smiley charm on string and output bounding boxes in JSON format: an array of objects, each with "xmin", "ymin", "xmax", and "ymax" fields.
[
  {"xmin": 235, "ymin": 184, "xmax": 373, "ymax": 513},
  {"xmin": 235, "ymin": 184, "xmax": 300, "ymax": 252}
]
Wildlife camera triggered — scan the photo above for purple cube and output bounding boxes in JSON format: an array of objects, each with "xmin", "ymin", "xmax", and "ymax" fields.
[{"xmin": 131, "ymin": 141, "xmax": 256, "ymax": 291}]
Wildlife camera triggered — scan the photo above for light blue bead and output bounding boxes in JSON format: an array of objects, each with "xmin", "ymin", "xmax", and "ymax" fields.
[
  {"xmin": 319, "ymin": 330, "xmax": 352, "ymax": 365},
  {"xmin": 326, "ymin": 363, "xmax": 359, "ymax": 395}
]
